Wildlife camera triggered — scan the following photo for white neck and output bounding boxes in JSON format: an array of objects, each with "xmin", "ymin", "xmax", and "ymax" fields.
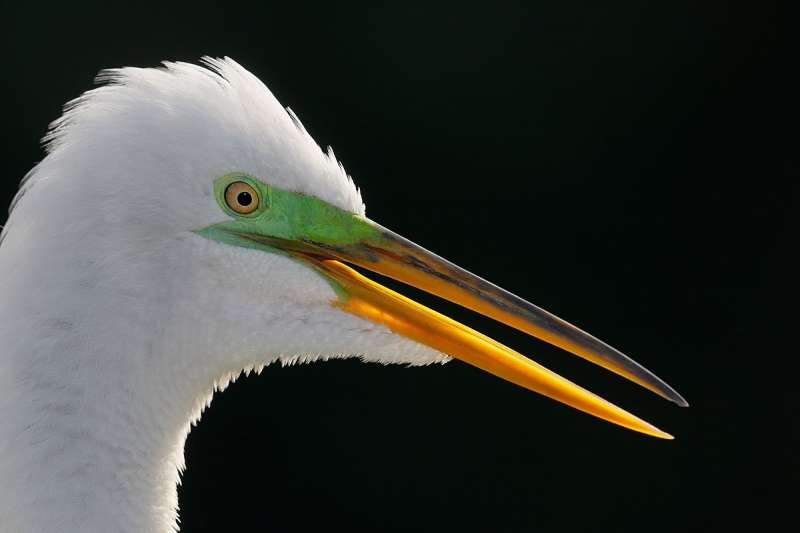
[
  {"xmin": 0, "ymin": 243, "xmax": 216, "ymax": 532},
  {"xmin": 0, "ymin": 347, "xmax": 200, "ymax": 532},
  {"xmin": 0, "ymin": 229, "xmax": 282, "ymax": 532},
  {"xmin": 0, "ymin": 229, "xmax": 444, "ymax": 532}
]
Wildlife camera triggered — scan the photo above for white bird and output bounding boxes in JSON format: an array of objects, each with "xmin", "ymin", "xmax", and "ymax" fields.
[{"xmin": 0, "ymin": 58, "xmax": 685, "ymax": 532}]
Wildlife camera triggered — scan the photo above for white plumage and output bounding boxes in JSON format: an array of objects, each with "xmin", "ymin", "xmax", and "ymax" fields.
[
  {"xmin": 0, "ymin": 57, "xmax": 683, "ymax": 532},
  {"xmin": 0, "ymin": 58, "xmax": 443, "ymax": 532}
]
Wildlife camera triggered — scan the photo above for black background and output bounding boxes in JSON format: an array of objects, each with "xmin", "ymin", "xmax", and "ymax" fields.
[{"xmin": 2, "ymin": 1, "xmax": 797, "ymax": 531}]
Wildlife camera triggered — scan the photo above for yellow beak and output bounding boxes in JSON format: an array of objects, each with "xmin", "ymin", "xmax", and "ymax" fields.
[{"xmin": 247, "ymin": 221, "xmax": 685, "ymax": 439}]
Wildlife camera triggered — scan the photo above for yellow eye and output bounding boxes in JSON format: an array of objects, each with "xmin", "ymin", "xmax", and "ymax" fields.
[{"xmin": 224, "ymin": 181, "xmax": 259, "ymax": 215}]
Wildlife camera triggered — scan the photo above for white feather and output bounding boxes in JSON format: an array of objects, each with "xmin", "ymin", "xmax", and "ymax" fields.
[{"xmin": 0, "ymin": 58, "xmax": 445, "ymax": 532}]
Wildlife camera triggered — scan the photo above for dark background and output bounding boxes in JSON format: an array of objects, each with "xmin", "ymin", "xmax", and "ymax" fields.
[{"xmin": 2, "ymin": 1, "xmax": 797, "ymax": 531}]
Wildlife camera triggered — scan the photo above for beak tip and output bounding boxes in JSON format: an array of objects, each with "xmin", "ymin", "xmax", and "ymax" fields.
[
  {"xmin": 655, "ymin": 381, "xmax": 688, "ymax": 407},
  {"xmin": 649, "ymin": 426, "xmax": 675, "ymax": 440},
  {"xmin": 668, "ymin": 391, "xmax": 689, "ymax": 408}
]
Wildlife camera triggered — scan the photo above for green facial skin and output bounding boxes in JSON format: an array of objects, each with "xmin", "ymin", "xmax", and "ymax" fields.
[{"xmin": 195, "ymin": 173, "xmax": 384, "ymax": 300}]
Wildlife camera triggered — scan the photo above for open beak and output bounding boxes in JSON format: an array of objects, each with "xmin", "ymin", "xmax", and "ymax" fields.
[{"xmin": 243, "ymin": 220, "xmax": 685, "ymax": 439}]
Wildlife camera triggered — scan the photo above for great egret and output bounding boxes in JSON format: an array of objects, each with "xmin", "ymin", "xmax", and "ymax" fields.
[{"xmin": 0, "ymin": 57, "xmax": 685, "ymax": 532}]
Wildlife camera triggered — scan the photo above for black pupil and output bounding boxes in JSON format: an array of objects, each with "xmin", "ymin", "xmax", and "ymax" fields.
[{"xmin": 237, "ymin": 191, "xmax": 252, "ymax": 206}]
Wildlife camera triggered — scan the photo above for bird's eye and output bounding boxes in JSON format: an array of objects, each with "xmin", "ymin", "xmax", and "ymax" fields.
[{"xmin": 224, "ymin": 181, "xmax": 259, "ymax": 215}]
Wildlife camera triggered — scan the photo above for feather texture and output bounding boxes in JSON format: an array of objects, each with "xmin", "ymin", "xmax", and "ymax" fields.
[{"xmin": 0, "ymin": 58, "xmax": 445, "ymax": 532}]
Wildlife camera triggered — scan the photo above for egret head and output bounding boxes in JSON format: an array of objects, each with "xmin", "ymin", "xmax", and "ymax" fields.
[
  {"xmin": 0, "ymin": 57, "xmax": 683, "ymax": 532},
  {"xmin": 4, "ymin": 55, "xmax": 683, "ymax": 428}
]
